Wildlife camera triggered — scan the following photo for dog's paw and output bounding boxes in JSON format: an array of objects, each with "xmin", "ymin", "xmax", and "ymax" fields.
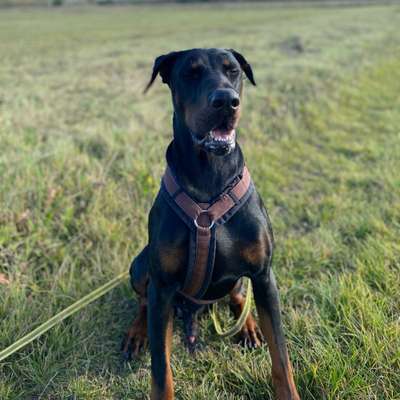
[
  {"xmin": 121, "ymin": 320, "xmax": 148, "ymax": 361},
  {"xmin": 237, "ymin": 313, "xmax": 264, "ymax": 349},
  {"xmin": 185, "ymin": 334, "xmax": 206, "ymax": 354},
  {"xmin": 186, "ymin": 335, "xmax": 197, "ymax": 354}
]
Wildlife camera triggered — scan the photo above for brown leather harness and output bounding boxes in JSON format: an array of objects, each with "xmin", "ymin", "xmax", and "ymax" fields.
[{"xmin": 160, "ymin": 165, "xmax": 254, "ymax": 305}]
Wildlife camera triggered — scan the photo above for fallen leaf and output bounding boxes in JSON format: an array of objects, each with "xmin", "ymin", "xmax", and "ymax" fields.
[
  {"xmin": 15, "ymin": 209, "xmax": 31, "ymax": 233},
  {"xmin": 0, "ymin": 273, "xmax": 10, "ymax": 286},
  {"xmin": 46, "ymin": 187, "xmax": 59, "ymax": 207}
]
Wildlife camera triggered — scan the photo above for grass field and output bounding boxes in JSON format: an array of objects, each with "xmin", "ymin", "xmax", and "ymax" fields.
[{"xmin": 1, "ymin": 3, "xmax": 400, "ymax": 399}]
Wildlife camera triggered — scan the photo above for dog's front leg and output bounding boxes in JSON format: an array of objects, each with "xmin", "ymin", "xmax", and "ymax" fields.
[
  {"xmin": 252, "ymin": 270, "xmax": 300, "ymax": 400},
  {"xmin": 148, "ymin": 280, "xmax": 176, "ymax": 400}
]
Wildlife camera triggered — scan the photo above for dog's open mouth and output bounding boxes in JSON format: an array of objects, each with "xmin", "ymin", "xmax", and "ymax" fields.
[
  {"xmin": 210, "ymin": 128, "xmax": 236, "ymax": 144},
  {"xmin": 192, "ymin": 126, "xmax": 237, "ymax": 155}
]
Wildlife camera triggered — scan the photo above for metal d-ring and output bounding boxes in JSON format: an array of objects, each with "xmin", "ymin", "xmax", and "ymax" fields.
[{"xmin": 194, "ymin": 210, "xmax": 215, "ymax": 229}]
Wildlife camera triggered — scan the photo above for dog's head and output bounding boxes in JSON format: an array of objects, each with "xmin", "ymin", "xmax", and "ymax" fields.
[{"xmin": 145, "ymin": 48, "xmax": 255, "ymax": 156}]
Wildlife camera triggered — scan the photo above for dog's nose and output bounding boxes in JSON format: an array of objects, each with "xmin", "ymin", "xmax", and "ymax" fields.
[{"xmin": 210, "ymin": 89, "xmax": 240, "ymax": 110}]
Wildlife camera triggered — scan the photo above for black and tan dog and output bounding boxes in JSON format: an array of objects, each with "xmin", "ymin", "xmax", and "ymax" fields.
[{"xmin": 122, "ymin": 48, "xmax": 300, "ymax": 400}]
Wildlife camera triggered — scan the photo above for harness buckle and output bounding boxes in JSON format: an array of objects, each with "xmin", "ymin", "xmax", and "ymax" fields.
[{"xmin": 194, "ymin": 210, "xmax": 215, "ymax": 229}]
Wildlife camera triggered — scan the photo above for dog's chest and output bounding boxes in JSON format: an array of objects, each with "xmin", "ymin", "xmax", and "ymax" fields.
[
  {"xmin": 213, "ymin": 204, "xmax": 271, "ymax": 276},
  {"xmin": 154, "ymin": 187, "xmax": 273, "ymax": 299}
]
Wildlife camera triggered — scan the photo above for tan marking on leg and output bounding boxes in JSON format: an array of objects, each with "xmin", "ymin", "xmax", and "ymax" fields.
[
  {"xmin": 256, "ymin": 307, "xmax": 300, "ymax": 400},
  {"xmin": 151, "ymin": 314, "xmax": 174, "ymax": 400}
]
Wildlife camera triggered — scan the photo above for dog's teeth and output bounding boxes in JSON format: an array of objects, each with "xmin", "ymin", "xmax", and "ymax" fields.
[{"xmin": 209, "ymin": 129, "xmax": 235, "ymax": 144}]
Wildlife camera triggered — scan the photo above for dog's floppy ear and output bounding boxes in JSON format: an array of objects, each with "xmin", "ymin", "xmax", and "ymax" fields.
[
  {"xmin": 228, "ymin": 49, "xmax": 256, "ymax": 86},
  {"xmin": 144, "ymin": 51, "xmax": 180, "ymax": 94}
]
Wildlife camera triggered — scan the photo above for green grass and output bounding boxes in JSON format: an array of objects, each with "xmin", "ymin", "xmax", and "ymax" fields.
[{"xmin": 1, "ymin": 3, "xmax": 400, "ymax": 399}]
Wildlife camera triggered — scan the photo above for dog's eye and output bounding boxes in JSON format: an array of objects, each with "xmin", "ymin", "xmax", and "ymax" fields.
[{"xmin": 227, "ymin": 68, "xmax": 240, "ymax": 77}]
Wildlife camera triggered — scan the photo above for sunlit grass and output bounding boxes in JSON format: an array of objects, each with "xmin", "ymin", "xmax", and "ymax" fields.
[{"xmin": 0, "ymin": 3, "xmax": 399, "ymax": 399}]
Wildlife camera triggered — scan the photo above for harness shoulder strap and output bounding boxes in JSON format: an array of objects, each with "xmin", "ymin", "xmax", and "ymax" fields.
[{"xmin": 161, "ymin": 165, "xmax": 253, "ymax": 303}]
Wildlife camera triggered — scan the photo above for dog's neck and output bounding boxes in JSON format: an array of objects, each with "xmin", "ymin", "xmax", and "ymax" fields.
[{"xmin": 166, "ymin": 113, "xmax": 245, "ymax": 203}]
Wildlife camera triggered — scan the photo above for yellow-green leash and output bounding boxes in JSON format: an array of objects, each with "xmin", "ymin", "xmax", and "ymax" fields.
[
  {"xmin": 210, "ymin": 278, "xmax": 252, "ymax": 338},
  {"xmin": 0, "ymin": 273, "xmax": 251, "ymax": 362},
  {"xmin": 0, "ymin": 271, "xmax": 129, "ymax": 363}
]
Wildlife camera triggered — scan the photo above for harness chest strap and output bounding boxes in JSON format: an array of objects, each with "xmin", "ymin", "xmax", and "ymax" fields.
[{"xmin": 161, "ymin": 165, "xmax": 254, "ymax": 304}]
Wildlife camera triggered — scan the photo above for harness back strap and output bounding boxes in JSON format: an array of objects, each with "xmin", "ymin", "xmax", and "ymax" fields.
[{"xmin": 160, "ymin": 165, "xmax": 254, "ymax": 303}]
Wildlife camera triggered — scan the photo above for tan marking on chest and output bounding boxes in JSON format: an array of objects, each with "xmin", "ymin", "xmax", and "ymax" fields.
[
  {"xmin": 159, "ymin": 246, "xmax": 186, "ymax": 274},
  {"xmin": 240, "ymin": 234, "xmax": 269, "ymax": 266}
]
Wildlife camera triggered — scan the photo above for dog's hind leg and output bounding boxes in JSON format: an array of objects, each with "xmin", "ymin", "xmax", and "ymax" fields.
[
  {"xmin": 229, "ymin": 278, "xmax": 264, "ymax": 348},
  {"xmin": 122, "ymin": 246, "xmax": 150, "ymax": 360},
  {"xmin": 252, "ymin": 270, "xmax": 300, "ymax": 400}
]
